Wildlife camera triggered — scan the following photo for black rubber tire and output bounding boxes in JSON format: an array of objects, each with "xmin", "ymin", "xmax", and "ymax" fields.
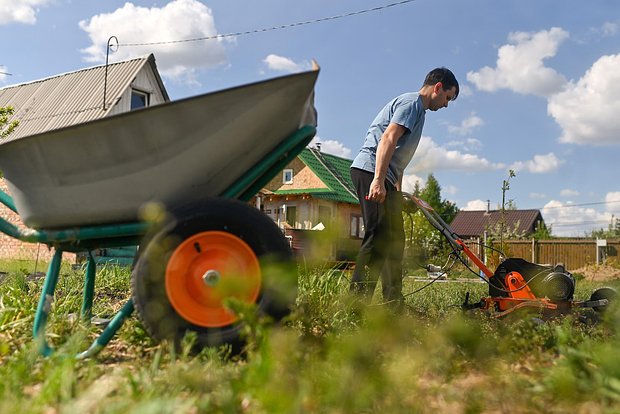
[
  {"xmin": 590, "ymin": 287, "xmax": 618, "ymax": 313},
  {"xmin": 131, "ymin": 197, "xmax": 296, "ymax": 349}
]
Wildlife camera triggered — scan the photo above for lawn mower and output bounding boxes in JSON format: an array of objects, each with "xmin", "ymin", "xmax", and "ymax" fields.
[{"xmin": 402, "ymin": 193, "xmax": 617, "ymax": 318}]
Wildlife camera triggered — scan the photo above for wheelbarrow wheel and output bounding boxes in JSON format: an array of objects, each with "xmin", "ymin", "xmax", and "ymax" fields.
[
  {"xmin": 131, "ymin": 197, "xmax": 296, "ymax": 350},
  {"xmin": 590, "ymin": 287, "xmax": 617, "ymax": 314}
]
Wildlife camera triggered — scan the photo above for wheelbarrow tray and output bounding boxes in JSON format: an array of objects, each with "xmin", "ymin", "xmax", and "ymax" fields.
[{"xmin": 0, "ymin": 68, "xmax": 318, "ymax": 229}]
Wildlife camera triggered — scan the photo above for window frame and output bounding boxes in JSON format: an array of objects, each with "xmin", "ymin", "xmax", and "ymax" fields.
[
  {"xmin": 350, "ymin": 214, "xmax": 364, "ymax": 239},
  {"xmin": 130, "ymin": 89, "xmax": 150, "ymax": 110},
  {"xmin": 283, "ymin": 168, "xmax": 294, "ymax": 184},
  {"xmin": 286, "ymin": 205, "xmax": 297, "ymax": 228}
]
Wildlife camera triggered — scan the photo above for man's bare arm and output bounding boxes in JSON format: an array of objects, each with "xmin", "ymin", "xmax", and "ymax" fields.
[{"xmin": 367, "ymin": 122, "xmax": 406, "ymax": 203}]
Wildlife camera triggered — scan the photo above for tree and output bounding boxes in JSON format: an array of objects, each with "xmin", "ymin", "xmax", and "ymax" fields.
[
  {"xmin": 413, "ymin": 180, "xmax": 422, "ymax": 197},
  {"xmin": 532, "ymin": 220, "xmax": 553, "ymax": 240},
  {"xmin": 0, "ymin": 106, "xmax": 19, "ymax": 139},
  {"xmin": 591, "ymin": 215, "xmax": 620, "ymax": 239},
  {"xmin": 419, "ymin": 174, "xmax": 458, "ymax": 223},
  {"xmin": 0, "ymin": 106, "xmax": 19, "ymax": 178},
  {"xmin": 482, "ymin": 170, "xmax": 525, "ymax": 268},
  {"xmin": 403, "ymin": 174, "xmax": 459, "ymax": 269},
  {"xmin": 498, "ymin": 169, "xmax": 516, "ymax": 251},
  {"xmin": 503, "ymin": 199, "xmax": 518, "ymax": 210}
]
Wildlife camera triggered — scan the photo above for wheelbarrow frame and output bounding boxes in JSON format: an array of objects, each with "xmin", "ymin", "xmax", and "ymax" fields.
[{"xmin": 0, "ymin": 124, "xmax": 316, "ymax": 358}]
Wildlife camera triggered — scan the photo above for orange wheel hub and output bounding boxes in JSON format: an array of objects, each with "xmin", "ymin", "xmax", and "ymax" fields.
[{"xmin": 165, "ymin": 231, "xmax": 261, "ymax": 328}]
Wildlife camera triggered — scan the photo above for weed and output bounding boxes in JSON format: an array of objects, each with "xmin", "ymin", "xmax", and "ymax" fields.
[{"xmin": 0, "ymin": 259, "xmax": 619, "ymax": 412}]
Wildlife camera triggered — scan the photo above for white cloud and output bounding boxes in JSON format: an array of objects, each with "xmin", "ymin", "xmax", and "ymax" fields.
[
  {"xmin": 400, "ymin": 175, "xmax": 456, "ymax": 196},
  {"xmin": 446, "ymin": 138, "xmax": 483, "ymax": 152},
  {"xmin": 458, "ymin": 84, "xmax": 473, "ymax": 97},
  {"xmin": 529, "ymin": 192, "xmax": 548, "ymax": 199},
  {"xmin": 606, "ymin": 191, "xmax": 620, "ymax": 215},
  {"xmin": 542, "ymin": 200, "xmax": 611, "ymax": 237},
  {"xmin": 467, "ymin": 27, "xmax": 569, "ymax": 97},
  {"xmin": 510, "ymin": 152, "xmax": 562, "ymax": 174},
  {"xmin": 79, "ymin": 0, "xmax": 227, "ymax": 83},
  {"xmin": 601, "ymin": 22, "xmax": 619, "ymax": 37},
  {"xmin": 408, "ymin": 136, "xmax": 504, "ymax": 174},
  {"xmin": 309, "ymin": 136, "xmax": 352, "ymax": 158},
  {"xmin": 464, "ymin": 138, "xmax": 483, "ymax": 150},
  {"xmin": 0, "ymin": 65, "xmax": 9, "ymax": 83},
  {"xmin": 443, "ymin": 184, "xmax": 458, "ymax": 196},
  {"xmin": 0, "ymin": 0, "xmax": 53, "ymax": 25},
  {"xmin": 448, "ymin": 113, "xmax": 484, "ymax": 136},
  {"xmin": 560, "ymin": 189, "xmax": 580, "ymax": 197},
  {"xmin": 462, "ymin": 199, "xmax": 488, "ymax": 211},
  {"xmin": 547, "ymin": 54, "xmax": 620, "ymax": 146},
  {"xmin": 263, "ymin": 54, "xmax": 311, "ymax": 73},
  {"xmin": 401, "ymin": 174, "xmax": 425, "ymax": 193},
  {"xmin": 470, "ymin": 27, "xmax": 619, "ymax": 147}
]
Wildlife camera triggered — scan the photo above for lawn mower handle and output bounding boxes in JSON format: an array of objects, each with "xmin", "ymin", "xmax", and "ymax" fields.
[
  {"xmin": 401, "ymin": 192, "xmax": 462, "ymax": 251},
  {"xmin": 401, "ymin": 192, "xmax": 495, "ymax": 278}
]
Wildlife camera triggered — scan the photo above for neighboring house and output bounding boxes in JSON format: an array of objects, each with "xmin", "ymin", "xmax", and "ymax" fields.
[
  {"xmin": 0, "ymin": 54, "xmax": 169, "ymax": 262},
  {"xmin": 450, "ymin": 207, "xmax": 545, "ymax": 240},
  {"xmin": 253, "ymin": 146, "xmax": 362, "ymax": 261}
]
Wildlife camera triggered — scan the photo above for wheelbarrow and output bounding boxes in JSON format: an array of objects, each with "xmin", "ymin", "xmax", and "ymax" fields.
[{"xmin": 0, "ymin": 67, "xmax": 319, "ymax": 357}]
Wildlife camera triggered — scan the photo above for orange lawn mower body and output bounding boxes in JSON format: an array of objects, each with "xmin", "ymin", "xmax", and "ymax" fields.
[{"xmin": 404, "ymin": 193, "xmax": 614, "ymax": 318}]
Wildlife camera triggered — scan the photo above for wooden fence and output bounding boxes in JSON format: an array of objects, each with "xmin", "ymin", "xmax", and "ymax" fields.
[{"xmin": 463, "ymin": 238, "xmax": 620, "ymax": 272}]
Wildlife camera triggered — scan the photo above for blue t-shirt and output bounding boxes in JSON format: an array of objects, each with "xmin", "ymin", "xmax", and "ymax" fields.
[{"xmin": 351, "ymin": 93, "xmax": 426, "ymax": 185}]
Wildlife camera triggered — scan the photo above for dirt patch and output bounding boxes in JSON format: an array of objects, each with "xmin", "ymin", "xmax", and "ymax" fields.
[{"xmin": 571, "ymin": 264, "xmax": 620, "ymax": 282}]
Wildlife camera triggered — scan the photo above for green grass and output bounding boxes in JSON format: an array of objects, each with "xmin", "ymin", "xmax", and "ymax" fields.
[{"xmin": 1, "ymin": 261, "xmax": 620, "ymax": 413}]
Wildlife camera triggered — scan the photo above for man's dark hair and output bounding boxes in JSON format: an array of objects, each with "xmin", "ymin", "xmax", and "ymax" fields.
[{"xmin": 424, "ymin": 67, "xmax": 459, "ymax": 100}]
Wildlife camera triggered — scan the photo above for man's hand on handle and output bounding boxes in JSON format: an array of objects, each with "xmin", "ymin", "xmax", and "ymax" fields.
[{"xmin": 367, "ymin": 178, "xmax": 387, "ymax": 203}]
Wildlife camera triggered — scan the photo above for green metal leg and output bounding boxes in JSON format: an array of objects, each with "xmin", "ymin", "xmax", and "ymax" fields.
[
  {"xmin": 33, "ymin": 249, "xmax": 63, "ymax": 356},
  {"xmin": 77, "ymin": 299, "xmax": 134, "ymax": 359},
  {"xmin": 32, "ymin": 249, "xmax": 134, "ymax": 359},
  {"xmin": 81, "ymin": 252, "xmax": 96, "ymax": 323}
]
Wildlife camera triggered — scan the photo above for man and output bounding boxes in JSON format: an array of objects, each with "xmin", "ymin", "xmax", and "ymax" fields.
[{"xmin": 349, "ymin": 67, "xmax": 459, "ymax": 306}]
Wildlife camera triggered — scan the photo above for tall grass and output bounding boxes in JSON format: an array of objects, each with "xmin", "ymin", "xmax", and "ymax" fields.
[{"xmin": 0, "ymin": 261, "xmax": 619, "ymax": 413}]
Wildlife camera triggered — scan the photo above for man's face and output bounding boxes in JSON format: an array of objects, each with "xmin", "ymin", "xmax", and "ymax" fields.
[{"xmin": 429, "ymin": 83, "xmax": 457, "ymax": 111}]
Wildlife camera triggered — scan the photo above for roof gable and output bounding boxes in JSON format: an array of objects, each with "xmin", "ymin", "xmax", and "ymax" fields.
[
  {"xmin": 283, "ymin": 148, "xmax": 359, "ymax": 204},
  {"xmin": 0, "ymin": 54, "xmax": 169, "ymax": 141},
  {"xmin": 450, "ymin": 209, "xmax": 544, "ymax": 238}
]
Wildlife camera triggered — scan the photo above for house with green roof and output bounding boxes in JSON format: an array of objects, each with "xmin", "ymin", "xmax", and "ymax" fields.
[{"xmin": 253, "ymin": 146, "xmax": 362, "ymax": 261}]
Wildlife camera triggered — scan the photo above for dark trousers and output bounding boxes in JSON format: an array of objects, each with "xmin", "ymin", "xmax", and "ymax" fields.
[{"xmin": 350, "ymin": 168, "xmax": 405, "ymax": 302}]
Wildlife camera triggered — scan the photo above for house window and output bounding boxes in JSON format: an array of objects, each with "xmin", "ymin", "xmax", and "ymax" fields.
[
  {"xmin": 283, "ymin": 169, "xmax": 294, "ymax": 184},
  {"xmin": 350, "ymin": 214, "xmax": 364, "ymax": 238},
  {"xmin": 131, "ymin": 89, "xmax": 150, "ymax": 110},
  {"xmin": 319, "ymin": 206, "xmax": 331, "ymax": 227},
  {"xmin": 286, "ymin": 206, "xmax": 297, "ymax": 227}
]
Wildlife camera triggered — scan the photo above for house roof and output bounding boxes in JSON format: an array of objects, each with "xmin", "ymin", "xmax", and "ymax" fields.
[
  {"xmin": 272, "ymin": 188, "xmax": 334, "ymax": 195},
  {"xmin": 449, "ymin": 209, "xmax": 544, "ymax": 238},
  {"xmin": 274, "ymin": 147, "xmax": 359, "ymax": 204},
  {"xmin": 0, "ymin": 54, "xmax": 169, "ymax": 141}
]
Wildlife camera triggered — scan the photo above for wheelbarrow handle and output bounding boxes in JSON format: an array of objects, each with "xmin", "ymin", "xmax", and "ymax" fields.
[
  {"xmin": 0, "ymin": 187, "xmax": 18, "ymax": 213},
  {"xmin": 0, "ymin": 187, "xmax": 47, "ymax": 242}
]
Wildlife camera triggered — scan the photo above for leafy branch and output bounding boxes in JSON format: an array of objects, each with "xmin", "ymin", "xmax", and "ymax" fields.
[
  {"xmin": 0, "ymin": 106, "xmax": 19, "ymax": 139},
  {"xmin": 499, "ymin": 169, "xmax": 516, "ymax": 252},
  {"xmin": 0, "ymin": 106, "xmax": 19, "ymax": 178}
]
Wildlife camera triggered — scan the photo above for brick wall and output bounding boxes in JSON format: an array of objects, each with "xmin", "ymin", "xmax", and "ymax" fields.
[{"xmin": 0, "ymin": 178, "xmax": 75, "ymax": 263}]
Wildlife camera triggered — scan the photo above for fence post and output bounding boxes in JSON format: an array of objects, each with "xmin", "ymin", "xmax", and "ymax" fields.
[
  {"xmin": 483, "ymin": 231, "xmax": 487, "ymax": 267},
  {"xmin": 531, "ymin": 238, "xmax": 536, "ymax": 264}
]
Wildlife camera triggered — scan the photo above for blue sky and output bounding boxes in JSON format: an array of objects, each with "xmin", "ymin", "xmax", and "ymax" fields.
[{"xmin": 1, "ymin": 0, "xmax": 619, "ymax": 236}]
